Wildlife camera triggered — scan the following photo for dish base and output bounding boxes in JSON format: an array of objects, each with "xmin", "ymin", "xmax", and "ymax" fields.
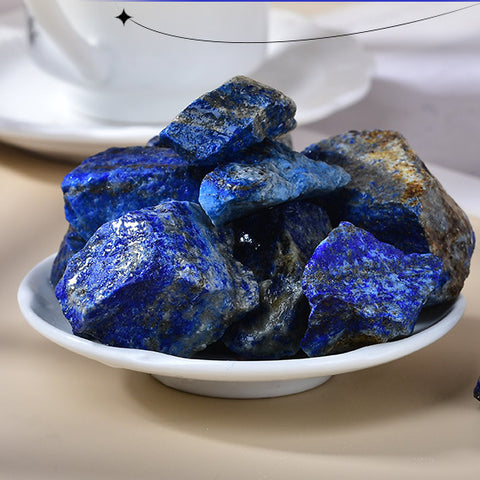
[{"xmin": 154, "ymin": 374, "xmax": 331, "ymax": 399}]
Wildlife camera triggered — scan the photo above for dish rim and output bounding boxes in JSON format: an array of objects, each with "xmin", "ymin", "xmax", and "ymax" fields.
[{"xmin": 17, "ymin": 254, "xmax": 465, "ymax": 383}]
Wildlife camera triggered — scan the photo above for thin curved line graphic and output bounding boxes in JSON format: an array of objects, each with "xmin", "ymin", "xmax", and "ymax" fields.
[{"xmin": 121, "ymin": 3, "xmax": 480, "ymax": 44}]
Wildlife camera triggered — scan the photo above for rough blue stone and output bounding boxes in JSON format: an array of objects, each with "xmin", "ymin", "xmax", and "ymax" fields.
[
  {"xmin": 146, "ymin": 135, "xmax": 161, "ymax": 147},
  {"xmin": 154, "ymin": 76, "xmax": 297, "ymax": 167},
  {"xmin": 198, "ymin": 140, "xmax": 350, "ymax": 225},
  {"xmin": 50, "ymin": 226, "xmax": 86, "ymax": 286},
  {"xmin": 474, "ymin": 377, "xmax": 480, "ymax": 401},
  {"xmin": 303, "ymin": 129, "xmax": 475, "ymax": 305},
  {"xmin": 62, "ymin": 146, "xmax": 207, "ymax": 241},
  {"xmin": 55, "ymin": 201, "xmax": 259, "ymax": 358},
  {"xmin": 301, "ymin": 222, "xmax": 443, "ymax": 357},
  {"xmin": 222, "ymin": 201, "xmax": 332, "ymax": 359}
]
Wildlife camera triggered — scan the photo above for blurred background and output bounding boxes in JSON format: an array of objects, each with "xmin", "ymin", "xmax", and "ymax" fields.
[{"xmin": 1, "ymin": 2, "xmax": 479, "ymax": 188}]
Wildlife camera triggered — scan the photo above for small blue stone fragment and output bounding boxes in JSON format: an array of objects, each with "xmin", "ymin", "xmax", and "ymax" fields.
[
  {"xmin": 301, "ymin": 222, "xmax": 443, "ymax": 357},
  {"xmin": 62, "ymin": 146, "xmax": 207, "ymax": 241},
  {"xmin": 154, "ymin": 76, "xmax": 297, "ymax": 166},
  {"xmin": 55, "ymin": 201, "xmax": 259, "ymax": 358},
  {"xmin": 222, "ymin": 201, "xmax": 332, "ymax": 359},
  {"xmin": 50, "ymin": 226, "xmax": 86, "ymax": 286},
  {"xmin": 146, "ymin": 134, "xmax": 160, "ymax": 147},
  {"xmin": 199, "ymin": 140, "xmax": 350, "ymax": 225},
  {"xmin": 474, "ymin": 377, "xmax": 480, "ymax": 401},
  {"xmin": 303, "ymin": 129, "xmax": 475, "ymax": 305}
]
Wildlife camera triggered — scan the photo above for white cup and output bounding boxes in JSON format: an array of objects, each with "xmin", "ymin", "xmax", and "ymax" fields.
[{"xmin": 23, "ymin": 1, "xmax": 268, "ymax": 124}]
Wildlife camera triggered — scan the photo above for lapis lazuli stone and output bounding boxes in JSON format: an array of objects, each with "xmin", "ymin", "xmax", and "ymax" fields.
[
  {"xmin": 55, "ymin": 201, "xmax": 259, "ymax": 358},
  {"xmin": 474, "ymin": 378, "xmax": 480, "ymax": 401},
  {"xmin": 61, "ymin": 146, "xmax": 207, "ymax": 241},
  {"xmin": 154, "ymin": 76, "xmax": 297, "ymax": 167},
  {"xmin": 199, "ymin": 140, "xmax": 350, "ymax": 225},
  {"xmin": 222, "ymin": 201, "xmax": 331, "ymax": 359},
  {"xmin": 301, "ymin": 221, "xmax": 443, "ymax": 357},
  {"xmin": 302, "ymin": 129, "xmax": 475, "ymax": 305},
  {"xmin": 50, "ymin": 226, "xmax": 86, "ymax": 286}
]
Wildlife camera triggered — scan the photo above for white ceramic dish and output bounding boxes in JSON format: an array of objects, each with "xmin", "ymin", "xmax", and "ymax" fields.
[
  {"xmin": 18, "ymin": 254, "xmax": 464, "ymax": 399},
  {"xmin": 0, "ymin": 8, "xmax": 373, "ymax": 161}
]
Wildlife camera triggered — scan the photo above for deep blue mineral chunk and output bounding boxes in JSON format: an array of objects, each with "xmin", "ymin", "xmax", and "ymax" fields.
[
  {"xmin": 222, "ymin": 201, "xmax": 332, "ymax": 359},
  {"xmin": 61, "ymin": 146, "xmax": 207, "ymax": 241},
  {"xmin": 199, "ymin": 140, "xmax": 350, "ymax": 225},
  {"xmin": 474, "ymin": 377, "xmax": 480, "ymax": 401},
  {"xmin": 55, "ymin": 201, "xmax": 259, "ymax": 358},
  {"xmin": 50, "ymin": 226, "xmax": 86, "ymax": 286},
  {"xmin": 302, "ymin": 129, "xmax": 475, "ymax": 305},
  {"xmin": 301, "ymin": 222, "xmax": 443, "ymax": 357},
  {"xmin": 154, "ymin": 76, "xmax": 297, "ymax": 167}
]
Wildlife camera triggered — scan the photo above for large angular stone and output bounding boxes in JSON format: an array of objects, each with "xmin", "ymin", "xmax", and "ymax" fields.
[
  {"xmin": 303, "ymin": 129, "xmax": 475, "ymax": 305},
  {"xmin": 61, "ymin": 146, "xmax": 206, "ymax": 241},
  {"xmin": 301, "ymin": 222, "xmax": 443, "ymax": 357},
  {"xmin": 199, "ymin": 140, "xmax": 350, "ymax": 225},
  {"xmin": 154, "ymin": 76, "xmax": 297, "ymax": 167},
  {"xmin": 55, "ymin": 201, "xmax": 259, "ymax": 358},
  {"xmin": 222, "ymin": 201, "xmax": 332, "ymax": 359}
]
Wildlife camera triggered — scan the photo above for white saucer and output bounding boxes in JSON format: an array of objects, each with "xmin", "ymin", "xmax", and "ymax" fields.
[
  {"xmin": 18, "ymin": 254, "xmax": 464, "ymax": 399},
  {"xmin": 0, "ymin": 8, "xmax": 373, "ymax": 161}
]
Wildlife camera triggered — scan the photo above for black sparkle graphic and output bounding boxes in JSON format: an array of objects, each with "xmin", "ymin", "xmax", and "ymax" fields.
[
  {"xmin": 116, "ymin": 9, "xmax": 132, "ymax": 26},
  {"xmin": 113, "ymin": 3, "xmax": 479, "ymax": 44}
]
